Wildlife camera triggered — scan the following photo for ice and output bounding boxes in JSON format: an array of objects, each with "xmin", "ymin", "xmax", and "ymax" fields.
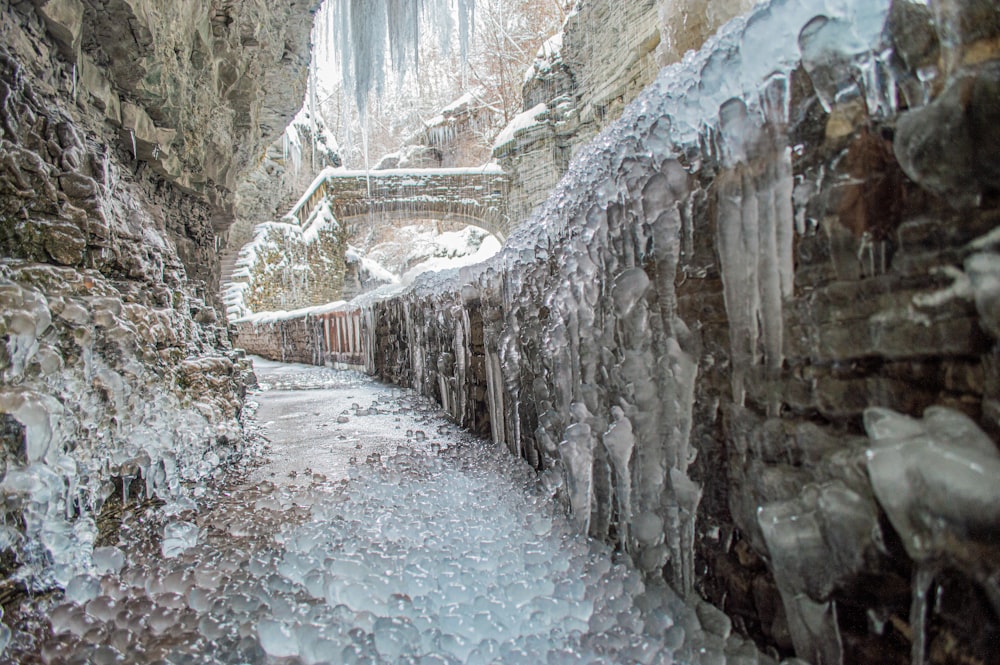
[
  {"xmin": 864, "ymin": 405, "xmax": 1000, "ymax": 665},
  {"xmin": 756, "ymin": 480, "xmax": 882, "ymax": 663},
  {"xmin": 323, "ymin": 0, "xmax": 905, "ymax": 616},
  {"xmin": 559, "ymin": 418, "xmax": 595, "ymax": 533},
  {"xmin": 964, "ymin": 252, "xmax": 1000, "ymax": 338},
  {"xmin": 64, "ymin": 574, "xmax": 102, "ymax": 605},
  {"xmin": 92, "ymin": 546, "xmax": 126, "ymax": 574},
  {"xmin": 864, "ymin": 406, "xmax": 1000, "ymax": 561},
  {"xmin": 258, "ymin": 618, "xmax": 299, "ymax": 658},
  {"xmin": 323, "ymin": 0, "xmax": 475, "ymax": 114},
  {"xmin": 161, "ymin": 520, "xmax": 200, "ymax": 558}
]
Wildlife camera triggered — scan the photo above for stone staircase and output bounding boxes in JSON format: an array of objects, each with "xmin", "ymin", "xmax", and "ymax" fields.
[{"xmin": 217, "ymin": 247, "xmax": 245, "ymax": 322}]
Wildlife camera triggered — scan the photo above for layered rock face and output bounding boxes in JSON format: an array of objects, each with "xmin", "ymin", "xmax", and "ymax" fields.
[
  {"xmin": 0, "ymin": 0, "xmax": 315, "ymax": 589},
  {"xmin": 496, "ymin": 0, "xmax": 754, "ymax": 224},
  {"xmin": 366, "ymin": 1, "xmax": 1000, "ymax": 663}
]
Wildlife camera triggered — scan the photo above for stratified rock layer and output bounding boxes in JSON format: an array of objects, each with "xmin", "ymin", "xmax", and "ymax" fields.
[
  {"xmin": 495, "ymin": 0, "xmax": 755, "ymax": 225},
  {"xmin": 0, "ymin": 0, "xmax": 314, "ymax": 594}
]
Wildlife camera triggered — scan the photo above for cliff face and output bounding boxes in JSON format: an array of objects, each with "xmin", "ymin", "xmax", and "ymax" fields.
[
  {"xmin": 80, "ymin": 0, "xmax": 316, "ymax": 222},
  {"xmin": 0, "ymin": 0, "xmax": 316, "ymax": 589},
  {"xmin": 496, "ymin": 0, "xmax": 755, "ymax": 225}
]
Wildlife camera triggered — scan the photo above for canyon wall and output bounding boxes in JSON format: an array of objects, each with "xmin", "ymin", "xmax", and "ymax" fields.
[
  {"xmin": 495, "ymin": 0, "xmax": 755, "ymax": 225},
  {"xmin": 0, "ymin": 0, "xmax": 316, "ymax": 590},
  {"xmin": 364, "ymin": 1, "xmax": 1000, "ymax": 663}
]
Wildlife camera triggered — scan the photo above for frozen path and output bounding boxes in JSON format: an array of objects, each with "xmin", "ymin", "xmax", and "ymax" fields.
[{"xmin": 11, "ymin": 360, "xmax": 766, "ymax": 665}]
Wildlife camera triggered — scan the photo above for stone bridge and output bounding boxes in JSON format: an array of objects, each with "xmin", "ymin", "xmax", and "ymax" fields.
[{"xmin": 290, "ymin": 166, "xmax": 512, "ymax": 240}]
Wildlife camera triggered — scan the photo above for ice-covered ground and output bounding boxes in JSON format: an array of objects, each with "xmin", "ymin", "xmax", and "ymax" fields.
[{"xmin": 6, "ymin": 361, "xmax": 778, "ymax": 664}]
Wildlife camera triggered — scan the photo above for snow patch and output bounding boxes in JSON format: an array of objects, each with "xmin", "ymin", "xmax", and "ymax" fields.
[{"xmin": 493, "ymin": 103, "xmax": 549, "ymax": 151}]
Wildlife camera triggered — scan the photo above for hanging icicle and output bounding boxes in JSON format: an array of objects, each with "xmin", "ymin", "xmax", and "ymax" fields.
[
  {"xmin": 325, "ymin": 0, "xmax": 475, "ymax": 117},
  {"xmin": 309, "ymin": 53, "xmax": 318, "ymax": 172}
]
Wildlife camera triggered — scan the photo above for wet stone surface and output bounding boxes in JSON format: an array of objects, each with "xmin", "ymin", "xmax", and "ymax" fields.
[{"xmin": 2, "ymin": 360, "xmax": 770, "ymax": 664}]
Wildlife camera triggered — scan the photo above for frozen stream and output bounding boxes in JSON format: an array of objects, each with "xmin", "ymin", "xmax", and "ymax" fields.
[{"xmin": 9, "ymin": 359, "xmax": 776, "ymax": 665}]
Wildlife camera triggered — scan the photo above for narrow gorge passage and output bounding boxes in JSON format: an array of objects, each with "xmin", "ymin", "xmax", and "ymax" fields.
[{"xmin": 8, "ymin": 360, "xmax": 754, "ymax": 665}]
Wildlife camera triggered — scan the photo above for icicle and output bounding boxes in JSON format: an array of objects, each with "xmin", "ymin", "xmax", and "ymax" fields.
[
  {"xmin": 361, "ymin": 111, "xmax": 371, "ymax": 198},
  {"xmin": 910, "ymin": 563, "xmax": 940, "ymax": 665},
  {"xmin": 129, "ymin": 129, "xmax": 137, "ymax": 161},
  {"xmin": 309, "ymin": 53, "xmax": 318, "ymax": 172},
  {"xmin": 327, "ymin": 0, "xmax": 475, "ymax": 114},
  {"xmin": 602, "ymin": 406, "xmax": 634, "ymax": 551},
  {"xmin": 71, "ymin": 63, "xmax": 77, "ymax": 103}
]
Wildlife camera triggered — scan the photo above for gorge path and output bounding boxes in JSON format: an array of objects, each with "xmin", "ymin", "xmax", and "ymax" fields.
[{"xmin": 9, "ymin": 359, "xmax": 767, "ymax": 665}]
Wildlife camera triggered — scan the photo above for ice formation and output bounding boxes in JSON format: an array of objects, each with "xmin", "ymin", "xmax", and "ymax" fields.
[
  {"xmin": 320, "ymin": 0, "xmax": 477, "ymax": 112},
  {"xmin": 864, "ymin": 406, "xmax": 1000, "ymax": 665},
  {"xmin": 0, "ymin": 261, "xmax": 249, "ymax": 592}
]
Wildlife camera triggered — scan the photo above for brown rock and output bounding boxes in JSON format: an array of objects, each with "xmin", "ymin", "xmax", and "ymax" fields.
[{"xmin": 42, "ymin": 219, "xmax": 86, "ymax": 265}]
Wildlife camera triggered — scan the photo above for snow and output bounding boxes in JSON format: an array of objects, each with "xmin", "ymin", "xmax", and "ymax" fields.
[
  {"xmin": 337, "ymin": 164, "xmax": 504, "ymax": 178},
  {"xmin": 492, "ymin": 103, "xmax": 548, "ymax": 150},
  {"xmin": 441, "ymin": 89, "xmax": 483, "ymax": 115},
  {"xmin": 283, "ymin": 166, "xmax": 342, "ymax": 223},
  {"xmin": 299, "ymin": 197, "xmax": 340, "ymax": 241},
  {"xmin": 354, "ymin": 225, "xmax": 502, "ymax": 287},
  {"xmin": 524, "ymin": 32, "xmax": 564, "ymax": 84},
  {"xmin": 235, "ymin": 300, "xmax": 350, "ymax": 325},
  {"xmin": 345, "ymin": 246, "xmax": 399, "ymax": 285}
]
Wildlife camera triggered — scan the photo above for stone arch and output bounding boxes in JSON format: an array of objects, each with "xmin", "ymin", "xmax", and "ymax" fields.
[{"xmin": 292, "ymin": 168, "xmax": 511, "ymax": 241}]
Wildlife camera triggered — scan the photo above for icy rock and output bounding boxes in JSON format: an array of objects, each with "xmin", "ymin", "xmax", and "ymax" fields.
[
  {"xmin": 162, "ymin": 521, "xmax": 200, "ymax": 558},
  {"xmin": 964, "ymin": 252, "xmax": 1000, "ymax": 338},
  {"xmin": 757, "ymin": 481, "xmax": 880, "ymax": 601},
  {"xmin": 0, "ymin": 389, "xmax": 66, "ymax": 463},
  {"xmin": 863, "ymin": 406, "xmax": 1000, "ymax": 561},
  {"xmin": 894, "ymin": 62, "xmax": 1000, "ymax": 205},
  {"xmin": 797, "ymin": 15, "xmax": 875, "ymax": 113},
  {"xmin": 697, "ymin": 601, "xmax": 733, "ymax": 640},
  {"xmin": 757, "ymin": 480, "xmax": 881, "ymax": 664}
]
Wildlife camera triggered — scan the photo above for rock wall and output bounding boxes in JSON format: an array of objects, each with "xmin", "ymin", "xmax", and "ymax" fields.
[
  {"xmin": 364, "ymin": 1, "xmax": 1000, "ymax": 663},
  {"xmin": 0, "ymin": 0, "xmax": 314, "ymax": 591},
  {"xmin": 78, "ymin": 0, "xmax": 317, "ymax": 224},
  {"xmin": 496, "ymin": 0, "xmax": 754, "ymax": 225},
  {"xmin": 229, "ymin": 113, "xmax": 341, "ymax": 260}
]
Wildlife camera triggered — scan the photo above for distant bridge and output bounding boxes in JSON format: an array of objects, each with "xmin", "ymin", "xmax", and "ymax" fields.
[{"xmin": 288, "ymin": 166, "xmax": 511, "ymax": 240}]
